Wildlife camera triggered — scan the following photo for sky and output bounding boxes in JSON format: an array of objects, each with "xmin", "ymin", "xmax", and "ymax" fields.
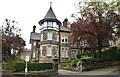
[{"xmin": 0, "ymin": 0, "xmax": 78, "ymax": 49}]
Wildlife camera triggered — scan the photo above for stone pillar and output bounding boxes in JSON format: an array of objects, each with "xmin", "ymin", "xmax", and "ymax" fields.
[{"xmin": 52, "ymin": 57, "xmax": 58, "ymax": 74}]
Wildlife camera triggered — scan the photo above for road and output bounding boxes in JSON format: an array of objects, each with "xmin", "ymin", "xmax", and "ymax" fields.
[{"xmin": 52, "ymin": 69, "xmax": 120, "ymax": 77}]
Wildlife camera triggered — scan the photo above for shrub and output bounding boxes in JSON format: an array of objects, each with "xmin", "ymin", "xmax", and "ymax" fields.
[
  {"xmin": 3, "ymin": 58, "xmax": 25, "ymax": 72},
  {"xmin": 14, "ymin": 57, "xmax": 25, "ymax": 63},
  {"xmin": 71, "ymin": 59, "xmax": 79, "ymax": 67},
  {"xmin": 3, "ymin": 58, "xmax": 16, "ymax": 71},
  {"xmin": 15, "ymin": 63, "xmax": 53, "ymax": 72},
  {"xmin": 77, "ymin": 52, "xmax": 92, "ymax": 59},
  {"xmin": 101, "ymin": 47, "xmax": 120, "ymax": 61}
]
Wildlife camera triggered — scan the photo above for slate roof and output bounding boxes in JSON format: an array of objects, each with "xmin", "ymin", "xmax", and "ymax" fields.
[
  {"xmin": 60, "ymin": 26, "xmax": 70, "ymax": 32},
  {"xmin": 44, "ymin": 6, "xmax": 57, "ymax": 19},
  {"xmin": 39, "ymin": 6, "xmax": 61, "ymax": 25},
  {"xmin": 30, "ymin": 32, "xmax": 40, "ymax": 43}
]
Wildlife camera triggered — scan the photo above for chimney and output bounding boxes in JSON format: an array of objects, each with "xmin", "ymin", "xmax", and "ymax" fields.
[
  {"xmin": 63, "ymin": 18, "xmax": 68, "ymax": 27},
  {"xmin": 33, "ymin": 25, "xmax": 36, "ymax": 33}
]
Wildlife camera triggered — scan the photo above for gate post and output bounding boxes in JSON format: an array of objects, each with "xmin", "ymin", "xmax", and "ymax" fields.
[{"xmin": 52, "ymin": 56, "xmax": 58, "ymax": 74}]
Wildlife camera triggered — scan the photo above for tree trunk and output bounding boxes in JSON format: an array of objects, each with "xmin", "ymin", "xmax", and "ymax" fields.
[
  {"xmin": 92, "ymin": 48, "xmax": 97, "ymax": 58},
  {"xmin": 98, "ymin": 40, "xmax": 102, "ymax": 58}
]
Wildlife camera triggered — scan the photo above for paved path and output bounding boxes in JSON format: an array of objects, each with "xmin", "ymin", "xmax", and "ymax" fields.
[{"xmin": 58, "ymin": 69, "xmax": 80, "ymax": 75}]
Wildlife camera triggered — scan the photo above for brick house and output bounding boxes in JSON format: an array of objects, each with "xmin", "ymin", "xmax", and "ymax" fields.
[{"xmin": 30, "ymin": 5, "xmax": 72, "ymax": 63}]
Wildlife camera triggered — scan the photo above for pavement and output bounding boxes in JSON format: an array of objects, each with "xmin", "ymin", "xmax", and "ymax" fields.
[{"xmin": 54, "ymin": 69, "xmax": 120, "ymax": 77}]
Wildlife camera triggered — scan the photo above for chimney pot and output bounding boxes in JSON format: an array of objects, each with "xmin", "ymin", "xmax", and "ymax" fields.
[{"xmin": 33, "ymin": 25, "xmax": 36, "ymax": 33}]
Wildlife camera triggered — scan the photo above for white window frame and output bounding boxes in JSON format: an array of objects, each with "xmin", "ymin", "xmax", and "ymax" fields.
[
  {"xmin": 47, "ymin": 22, "xmax": 52, "ymax": 27},
  {"xmin": 71, "ymin": 50, "xmax": 77, "ymax": 58},
  {"xmin": 53, "ymin": 22, "xmax": 56, "ymax": 28},
  {"xmin": 44, "ymin": 22, "xmax": 47, "ymax": 28},
  {"xmin": 40, "ymin": 46, "xmax": 42, "ymax": 56},
  {"xmin": 33, "ymin": 52, "xmax": 36, "ymax": 58},
  {"xmin": 41, "ymin": 33, "xmax": 43, "ymax": 41},
  {"xmin": 48, "ymin": 32, "xmax": 52, "ymax": 40},
  {"xmin": 61, "ymin": 47, "xmax": 68, "ymax": 58},
  {"xmin": 61, "ymin": 36, "xmax": 68, "ymax": 43},
  {"xmin": 57, "ymin": 35, "xmax": 59, "ymax": 42},
  {"xmin": 47, "ymin": 45, "xmax": 52, "ymax": 56}
]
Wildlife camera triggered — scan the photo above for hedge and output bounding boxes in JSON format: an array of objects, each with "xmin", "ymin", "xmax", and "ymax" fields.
[{"xmin": 15, "ymin": 63, "xmax": 53, "ymax": 72}]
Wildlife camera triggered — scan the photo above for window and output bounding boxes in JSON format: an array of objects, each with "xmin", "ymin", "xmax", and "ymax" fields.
[
  {"xmin": 41, "ymin": 33, "xmax": 43, "ymax": 41},
  {"xmin": 33, "ymin": 53, "xmax": 36, "ymax": 58},
  {"xmin": 53, "ymin": 22, "xmax": 56, "ymax": 28},
  {"xmin": 41, "ymin": 24, "xmax": 43, "ymax": 29},
  {"xmin": 56, "ymin": 46, "xmax": 59, "ymax": 57},
  {"xmin": 61, "ymin": 47, "xmax": 68, "ymax": 58},
  {"xmin": 48, "ymin": 32, "xmax": 52, "ymax": 40},
  {"xmin": 44, "ymin": 22, "xmax": 47, "ymax": 28},
  {"xmin": 57, "ymin": 35, "xmax": 59, "ymax": 42},
  {"xmin": 40, "ymin": 46, "xmax": 42, "ymax": 56},
  {"xmin": 71, "ymin": 50, "xmax": 77, "ymax": 59},
  {"xmin": 65, "ymin": 38, "xmax": 68, "ymax": 43},
  {"xmin": 47, "ymin": 45, "xmax": 52, "ymax": 56},
  {"xmin": 61, "ymin": 36, "xmax": 64, "ymax": 43},
  {"xmin": 48, "ymin": 22, "xmax": 52, "ymax": 27},
  {"xmin": 61, "ymin": 36, "xmax": 68, "ymax": 43},
  {"xmin": 33, "ymin": 42, "xmax": 36, "ymax": 46}
]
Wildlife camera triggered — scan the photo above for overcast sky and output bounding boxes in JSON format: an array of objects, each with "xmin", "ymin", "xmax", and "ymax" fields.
[{"xmin": 0, "ymin": 0, "xmax": 78, "ymax": 49}]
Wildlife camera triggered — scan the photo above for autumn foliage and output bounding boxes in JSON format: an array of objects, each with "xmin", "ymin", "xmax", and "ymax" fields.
[
  {"xmin": 70, "ymin": 2, "xmax": 120, "ymax": 58},
  {"xmin": 1, "ymin": 19, "xmax": 26, "ymax": 60}
]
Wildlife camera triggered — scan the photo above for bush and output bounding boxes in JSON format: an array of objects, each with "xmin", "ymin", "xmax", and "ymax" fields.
[
  {"xmin": 15, "ymin": 63, "xmax": 53, "ymax": 72},
  {"xmin": 101, "ymin": 47, "xmax": 120, "ymax": 61},
  {"xmin": 71, "ymin": 59, "xmax": 79, "ymax": 67},
  {"xmin": 14, "ymin": 57, "xmax": 25, "ymax": 63},
  {"xmin": 77, "ymin": 52, "xmax": 92, "ymax": 59},
  {"xmin": 3, "ymin": 58, "xmax": 25, "ymax": 72}
]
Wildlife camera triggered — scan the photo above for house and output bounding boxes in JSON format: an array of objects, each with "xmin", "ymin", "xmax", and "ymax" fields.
[
  {"xmin": 30, "ymin": 4, "xmax": 71, "ymax": 63},
  {"xmin": 19, "ymin": 49, "xmax": 31, "ymax": 60}
]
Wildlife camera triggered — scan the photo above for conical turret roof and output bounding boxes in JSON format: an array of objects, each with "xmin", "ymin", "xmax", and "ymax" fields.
[{"xmin": 44, "ymin": 6, "xmax": 57, "ymax": 19}]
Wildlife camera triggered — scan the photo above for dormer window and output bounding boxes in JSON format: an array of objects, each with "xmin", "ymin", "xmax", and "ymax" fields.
[{"xmin": 47, "ymin": 22, "xmax": 52, "ymax": 27}]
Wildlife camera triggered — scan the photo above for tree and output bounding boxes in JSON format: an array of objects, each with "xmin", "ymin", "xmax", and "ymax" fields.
[
  {"xmin": 0, "ymin": 19, "xmax": 26, "ymax": 60},
  {"xmin": 70, "ymin": 1, "xmax": 120, "ymax": 58}
]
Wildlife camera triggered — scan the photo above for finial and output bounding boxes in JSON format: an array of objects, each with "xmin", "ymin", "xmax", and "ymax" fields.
[{"xmin": 50, "ymin": 2, "xmax": 52, "ymax": 7}]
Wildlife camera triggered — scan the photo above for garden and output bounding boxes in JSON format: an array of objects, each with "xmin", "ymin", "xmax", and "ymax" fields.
[
  {"xmin": 2, "ymin": 57, "xmax": 55, "ymax": 76},
  {"xmin": 59, "ymin": 47, "xmax": 120, "ymax": 71}
]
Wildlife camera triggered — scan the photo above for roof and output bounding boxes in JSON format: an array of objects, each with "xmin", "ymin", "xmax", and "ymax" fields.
[
  {"xmin": 60, "ymin": 26, "xmax": 70, "ymax": 32},
  {"xmin": 44, "ymin": 6, "xmax": 57, "ymax": 19},
  {"xmin": 29, "ymin": 26, "xmax": 70, "ymax": 43},
  {"xmin": 30, "ymin": 32, "xmax": 40, "ymax": 43},
  {"xmin": 39, "ymin": 6, "xmax": 61, "ymax": 25}
]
